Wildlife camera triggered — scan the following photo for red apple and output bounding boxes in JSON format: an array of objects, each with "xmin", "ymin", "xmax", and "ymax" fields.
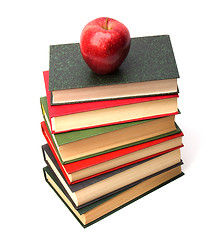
[{"xmin": 80, "ymin": 17, "xmax": 131, "ymax": 75}]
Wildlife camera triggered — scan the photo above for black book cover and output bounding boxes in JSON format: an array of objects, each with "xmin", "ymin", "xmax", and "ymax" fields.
[{"xmin": 49, "ymin": 35, "xmax": 179, "ymax": 91}]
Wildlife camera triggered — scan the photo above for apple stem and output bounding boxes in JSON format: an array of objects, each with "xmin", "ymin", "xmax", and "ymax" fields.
[{"xmin": 104, "ymin": 18, "xmax": 108, "ymax": 30}]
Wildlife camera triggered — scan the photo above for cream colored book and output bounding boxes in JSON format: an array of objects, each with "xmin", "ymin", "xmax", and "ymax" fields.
[{"xmin": 52, "ymin": 79, "xmax": 177, "ymax": 104}]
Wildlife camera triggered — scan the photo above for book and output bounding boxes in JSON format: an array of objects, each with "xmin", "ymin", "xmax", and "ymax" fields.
[
  {"xmin": 41, "ymin": 93, "xmax": 178, "ymax": 134},
  {"xmin": 49, "ymin": 35, "xmax": 179, "ymax": 104},
  {"xmin": 44, "ymin": 70, "xmax": 179, "ymax": 121},
  {"xmin": 41, "ymin": 121, "xmax": 184, "ymax": 184},
  {"xmin": 42, "ymin": 143, "xmax": 182, "ymax": 207},
  {"xmin": 41, "ymin": 100, "xmax": 178, "ymax": 163},
  {"xmin": 43, "ymin": 164, "xmax": 184, "ymax": 227}
]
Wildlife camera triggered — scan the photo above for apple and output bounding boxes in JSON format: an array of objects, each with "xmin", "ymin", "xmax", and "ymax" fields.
[{"xmin": 80, "ymin": 17, "xmax": 131, "ymax": 75}]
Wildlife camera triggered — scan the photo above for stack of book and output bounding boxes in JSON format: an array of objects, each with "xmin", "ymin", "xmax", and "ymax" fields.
[{"xmin": 40, "ymin": 35, "xmax": 184, "ymax": 227}]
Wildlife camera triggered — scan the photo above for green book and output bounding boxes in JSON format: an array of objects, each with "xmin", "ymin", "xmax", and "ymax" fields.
[
  {"xmin": 49, "ymin": 35, "xmax": 179, "ymax": 104},
  {"xmin": 40, "ymin": 97, "xmax": 181, "ymax": 164},
  {"xmin": 43, "ymin": 164, "xmax": 184, "ymax": 227}
]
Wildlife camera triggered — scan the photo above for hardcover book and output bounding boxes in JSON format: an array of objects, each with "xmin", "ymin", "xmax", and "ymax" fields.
[
  {"xmin": 43, "ymin": 164, "xmax": 184, "ymax": 227},
  {"xmin": 49, "ymin": 35, "xmax": 179, "ymax": 104},
  {"xmin": 42, "ymin": 144, "xmax": 182, "ymax": 208},
  {"xmin": 41, "ymin": 93, "xmax": 178, "ymax": 133},
  {"xmin": 41, "ymin": 121, "xmax": 184, "ymax": 184}
]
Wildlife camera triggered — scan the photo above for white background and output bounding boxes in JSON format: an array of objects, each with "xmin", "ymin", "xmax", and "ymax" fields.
[{"xmin": 1, "ymin": 0, "xmax": 224, "ymax": 239}]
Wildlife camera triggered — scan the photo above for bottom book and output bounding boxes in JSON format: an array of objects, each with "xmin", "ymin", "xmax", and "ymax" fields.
[{"xmin": 43, "ymin": 165, "xmax": 184, "ymax": 228}]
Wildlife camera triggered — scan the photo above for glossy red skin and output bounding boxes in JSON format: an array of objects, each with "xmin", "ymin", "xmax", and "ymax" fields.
[{"xmin": 80, "ymin": 17, "xmax": 131, "ymax": 74}]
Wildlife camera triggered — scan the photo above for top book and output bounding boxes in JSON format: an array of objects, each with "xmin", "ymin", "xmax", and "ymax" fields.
[{"xmin": 49, "ymin": 35, "xmax": 179, "ymax": 104}]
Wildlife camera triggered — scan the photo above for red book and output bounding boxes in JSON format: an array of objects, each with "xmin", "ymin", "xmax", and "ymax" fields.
[
  {"xmin": 41, "ymin": 121, "xmax": 184, "ymax": 185},
  {"xmin": 44, "ymin": 70, "xmax": 178, "ymax": 117},
  {"xmin": 43, "ymin": 71, "xmax": 179, "ymax": 133}
]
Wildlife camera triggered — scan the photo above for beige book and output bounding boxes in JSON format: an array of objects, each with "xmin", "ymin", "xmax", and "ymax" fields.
[{"xmin": 52, "ymin": 78, "xmax": 177, "ymax": 104}]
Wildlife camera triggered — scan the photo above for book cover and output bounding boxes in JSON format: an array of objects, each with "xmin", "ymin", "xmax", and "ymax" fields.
[
  {"xmin": 49, "ymin": 35, "xmax": 179, "ymax": 91},
  {"xmin": 43, "ymin": 164, "xmax": 184, "ymax": 227},
  {"xmin": 41, "ymin": 121, "xmax": 183, "ymax": 184}
]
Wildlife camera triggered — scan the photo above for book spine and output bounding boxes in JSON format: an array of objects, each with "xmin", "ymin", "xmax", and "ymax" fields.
[{"xmin": 41, "ymin": 122, "xmax": 72, "ymax": 185}]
